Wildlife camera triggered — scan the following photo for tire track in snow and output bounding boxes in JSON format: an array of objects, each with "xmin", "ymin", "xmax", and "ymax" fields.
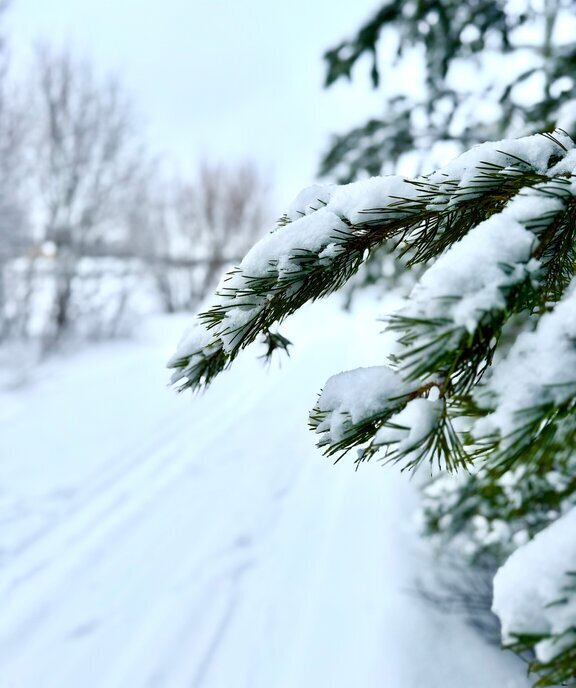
[
  {"xmin": 0, "ymin": 303, "xmax": 531, "ymax": 688},
  {"xmin": 0, "ymin": 343, "xmax": 315, "ymax": 683},
  {"xmin": 0, "ymin": 351, "xmax": 279, "ymax": 593}
]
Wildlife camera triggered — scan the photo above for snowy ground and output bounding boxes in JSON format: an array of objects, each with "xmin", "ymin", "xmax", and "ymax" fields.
[{"xmin": 0, "ymin": 297, "xmax": 529, "ymax": 687}]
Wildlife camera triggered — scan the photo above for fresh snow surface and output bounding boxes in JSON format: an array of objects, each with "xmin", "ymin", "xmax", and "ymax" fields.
[
  {"xmin": 493, "ymin": 506, "xmax": 576, "ymax": 663},
  {"xmin": 1, "ymin": 297, "xmax": 528, "ymax": 687}
]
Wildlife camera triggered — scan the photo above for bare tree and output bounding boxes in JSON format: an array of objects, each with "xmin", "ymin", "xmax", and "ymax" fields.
[
  {"xmin": 0, "ymin": 2, "xmax": 32, "ymax": 341},
  {"xmin": 132, "ymin": 162, "xmax": 271, "ymax": 313},
  {"xmin": 190, "ymin": 161, "xmax": 269, "ymax": 293},
  {"xmin": 30, "ymin": 45, "xmax": 146, "ymax": 345},
  {"xmin": 127, "ymin": 175, "xmax": 187, "ymax": 314}
]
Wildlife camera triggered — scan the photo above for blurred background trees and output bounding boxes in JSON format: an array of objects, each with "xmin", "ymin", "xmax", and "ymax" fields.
[
  {"xmin": 29, "ymin": 45, "xmax": 147, "ymax": 345},
  {"xmin": 0, "ymin": 22, "xmax": 270, "ymax": 354},
  {"xmin": 130, "ymin": 162, "xmax": 269, "ymax": 315}
]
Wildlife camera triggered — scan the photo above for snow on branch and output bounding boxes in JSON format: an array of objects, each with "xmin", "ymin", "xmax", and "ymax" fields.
[
  {"xmin": 169, "ymin": 131, "xmax": 575, "ymax": 393},
  {"xmin": 388, "ymin": 179, "xmax": 576, "ymax": 391},
  {"xmin": 471, "ymin": 278, "xmax": 576, "ymax": 472},
  {"xmin": 493, "ymin": 506, "xmax": 576, "ymax": 684},
  {"xmin": 309, "ymin": 368, "xmax": 465, "ymax": 471}
]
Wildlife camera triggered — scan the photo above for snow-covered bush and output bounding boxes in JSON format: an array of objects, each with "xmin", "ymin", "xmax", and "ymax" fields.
[
  {"xmin": 494, "ymin": 508, "xmax": 576, "ymax": 686},
  {"xmin": 170, "ymin": 130, "xmax": 576, "ymax": 685},
  {"xmin": 421, "ymin": 459, "xmax": 576, "ymax": 566},
  {"xmin": 418, "ymin": 456, "xmax": 576, "ymax": 660}
]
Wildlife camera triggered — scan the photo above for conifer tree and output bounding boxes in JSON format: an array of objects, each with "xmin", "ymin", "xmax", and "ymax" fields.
[
  {"xmin": 318, "ymin": 6, "xmax": 576, "ymax": 679},
  {"xmin": 320, "ymin": 1, "xmax": 576, "ymax": 308},
  {"xmin": 169, "ymin": 130, "xmax": 576, "ymax": 685},
  {"xmin": 320, "ymin": 0, "xmax": 576, "ymax": 182}
]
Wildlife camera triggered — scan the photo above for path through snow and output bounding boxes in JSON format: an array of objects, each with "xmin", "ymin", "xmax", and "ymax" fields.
[{"xmin": 0, "ymin": 298, "xmax": 529, "ymax": 687}]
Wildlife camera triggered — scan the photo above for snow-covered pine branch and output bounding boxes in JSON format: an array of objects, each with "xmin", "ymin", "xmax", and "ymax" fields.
[
  {"xmin": 169, "ymin": 132, "xmax": 576, "ymax": 465},
  {"xmin": 169, "ymin": 131, "xmax": 574, "ymax": 390},
  {"xmin": 170, "ymin": 130, "xmax": 576, "ymax": 683},
  {"xmin": 169, "ymin": 131, "xmax": 576, "ymax": 470},
  {"xmin": 169, "ymin": 132, "xmax": 575, "ymax": 452}
]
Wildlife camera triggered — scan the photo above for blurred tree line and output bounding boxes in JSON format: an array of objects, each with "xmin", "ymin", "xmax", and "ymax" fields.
[{"xmin": 0, "ymin": 7, "xmax": 269, "ymax": 352}]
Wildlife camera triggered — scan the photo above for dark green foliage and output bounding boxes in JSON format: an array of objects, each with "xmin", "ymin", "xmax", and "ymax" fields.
[{"xmin": 519, "ymin": 643, "xmax": 576, "ymax": 686}]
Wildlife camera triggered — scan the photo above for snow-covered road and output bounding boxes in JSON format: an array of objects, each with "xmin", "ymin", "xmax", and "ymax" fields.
[{"xmin": 0, "ymin": 299, "xmax": 528, "ymax": 687}]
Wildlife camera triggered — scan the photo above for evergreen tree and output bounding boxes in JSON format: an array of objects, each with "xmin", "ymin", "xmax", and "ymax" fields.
[
  {"xmin": 320, "ymin": 0, "xmax": 576, "ymax": 309},
  {"xmin": 320, "ymin": 0, "xmax": 576, "ymax": 183},
  {"xmin": 169, "ymin": 130, "xmax": 576, "ymax": 685},
  {"xmin": 320, "ymin": 6, "xmax": 576, "ymax": 675}
]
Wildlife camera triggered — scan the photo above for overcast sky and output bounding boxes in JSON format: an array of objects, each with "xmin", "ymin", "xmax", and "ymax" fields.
[{"xmin": 6, "ymin": 0, "xmax": 384, "ymax": 210}]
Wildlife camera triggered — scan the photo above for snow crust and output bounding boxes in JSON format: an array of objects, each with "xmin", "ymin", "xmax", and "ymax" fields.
[
  {"xmin": 476, "ymin": 278, "xmax": 576, "ymax": 438},
  {"xmin": 286, "ymin": 183, "xmax": 336, "ymax": 220},
  {"xmin": 493, "ymin": 506, "xmax": 576, "ymax": 663}
]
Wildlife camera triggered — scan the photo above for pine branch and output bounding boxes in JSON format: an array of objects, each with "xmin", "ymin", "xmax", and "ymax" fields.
[{"xmin": 168, "ymin": 132, "xmax": 575, "ymax": 395}]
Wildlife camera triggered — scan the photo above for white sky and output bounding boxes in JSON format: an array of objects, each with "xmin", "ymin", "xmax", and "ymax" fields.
[{"xmin": 6, "ymin": 0, "xmax": 383, "ymax": 211}]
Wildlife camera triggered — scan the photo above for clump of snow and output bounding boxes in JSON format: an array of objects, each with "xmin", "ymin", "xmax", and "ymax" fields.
[
  {"xmin": 318, "ymin": 243, "xmax": 346, "ymax": 262},
  {"xmin": 548, "ymin": 149, "xmax": 576, "ymax": 176},
  {"xmin": 401, "ymin": 211, "xmax": 537, "ymax": 333},
  {"xmin": 374, "ymin": 398, "xmax": 442, "ymax": 454},
  {"xmin": 286, "ymin": 183, "xmax": 336, "ymax": 220},
  {"xmin": 475, "ymin": 278, "xmax": 576, "ymax": 439},
  {"xmin": 505, "ymin": 184, "xmax": 567, "ymax": 224},
  {"xmin": 328, "ymin": 175, "xmax": 422, "ymax": 224},
  {"xmin": 493, "ymin": 506, "xmax": 576, "ymax": 663},
  {"xmin": 232, "ymin": 208, "xmax": 349, "ymax": 278},
  {"xmin": 431, "ymin": 131, "xmax": 574, "ymax": 186},
  {"xmin": 314, "ymin": 366, "xmax": 417, "ymax": 443}
]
